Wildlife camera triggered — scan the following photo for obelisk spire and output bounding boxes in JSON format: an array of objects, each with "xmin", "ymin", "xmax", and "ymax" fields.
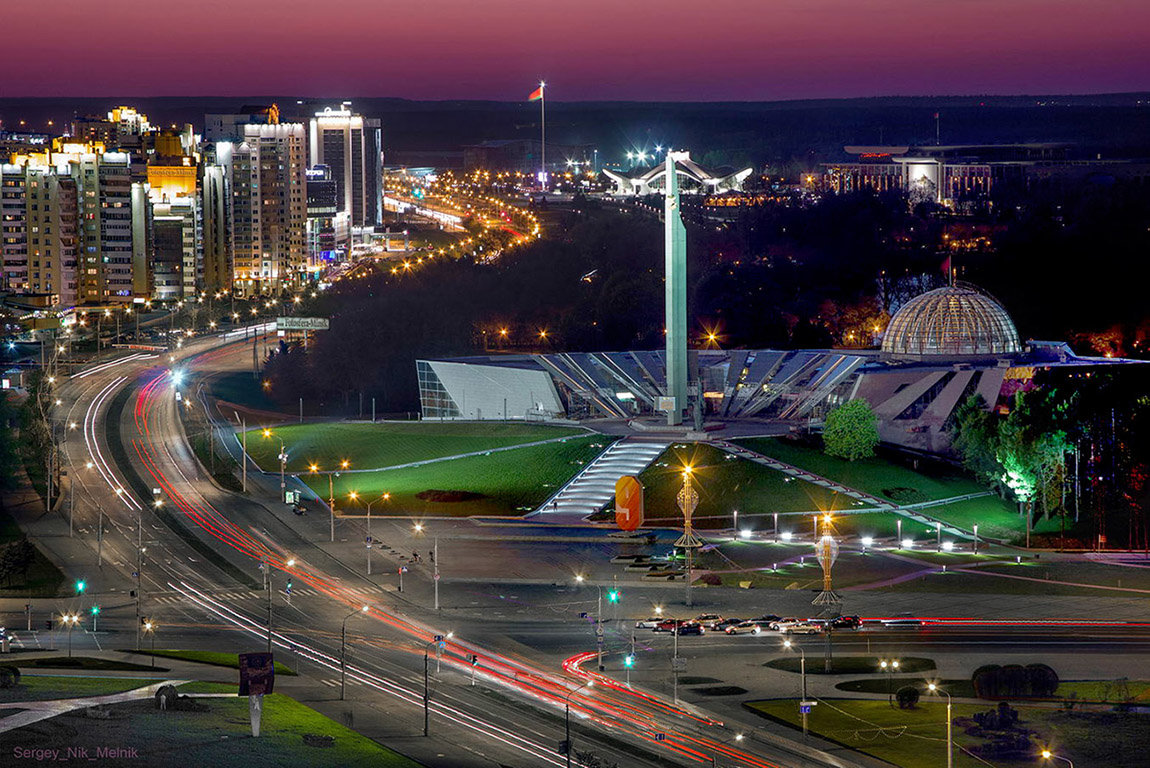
[{"xmin": 664, "ymin": 151, "xmax": 689, "ymax": 426}]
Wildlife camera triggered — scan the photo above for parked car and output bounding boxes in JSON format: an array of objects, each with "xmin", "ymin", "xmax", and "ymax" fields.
[
  {"xmin": 784, "ymin": 622, "xmax": 825, "ymax": 635},
  {"xmin": 694, "ymin": 614, "xmax": 724, "ymax": 629},
  {"xmin": 635, "ymin": 617, "xmax": 663, "ymax": 629},
  {"xmin": 768, "ymin": 617, "xmax": 801, "ymax": 631},
  {"xmin": 830, "ymin": 615, "xmax": 862, "ymax": 630},
  {"xmin": 676, "ymin": 622, "xmax": 705, "ymax": 636},
  {"xmin": 653, "ymin": 619, "xmax": 681, "ymax": 633},
  {"xmin": 724, "ymin": 620, "xmax": 763, "ymax": 635}
]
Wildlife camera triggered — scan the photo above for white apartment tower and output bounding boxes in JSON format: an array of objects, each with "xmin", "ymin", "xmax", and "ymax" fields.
[{"xmin": 309, "ymin": 107, "xmax": 382, "ymax": 228}]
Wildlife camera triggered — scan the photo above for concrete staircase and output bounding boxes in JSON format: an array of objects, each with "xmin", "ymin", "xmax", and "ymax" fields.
[{"xmin": 533, "ymin": 439, "xmax": 668, "ymax": 523}]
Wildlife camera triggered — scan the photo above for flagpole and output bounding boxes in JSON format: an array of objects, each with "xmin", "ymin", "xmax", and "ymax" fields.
[{"xmin": 540, "ymin": 81, "xmax": 546, "ymax": 190}]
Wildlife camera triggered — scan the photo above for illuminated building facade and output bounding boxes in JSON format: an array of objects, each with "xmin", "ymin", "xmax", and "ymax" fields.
[
  {"xmin": 0, "ymin": 163, "xmax": 79, "ymax": 305},
  {"xmin": 218, "ymin": 124, "xmax": 307, "ymax": 296},
  {"xmin": 308, "ymin": 107, "xmax": 382, "ymax": 228},
  {"xmin": 305, "ymin": 165, "xmax": 350, "ymax": 271}
]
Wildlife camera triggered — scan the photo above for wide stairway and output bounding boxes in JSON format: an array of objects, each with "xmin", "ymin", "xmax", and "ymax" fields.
[{"xmin": 533, "ymin": 439, "xmax": 668, "ymax": 523}]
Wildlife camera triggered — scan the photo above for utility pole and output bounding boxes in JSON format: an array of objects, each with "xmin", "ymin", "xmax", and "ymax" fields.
[
  {"xmin": 264, "ymin": 556, "xmax": 273, "ymax": 653},
  {"xmin": 241, "ymin": 418, "xmax": 247, "ymax": 493},
  {"xmin": 433, "ymin": 537, "xmax": 440, "ymax": 611}
]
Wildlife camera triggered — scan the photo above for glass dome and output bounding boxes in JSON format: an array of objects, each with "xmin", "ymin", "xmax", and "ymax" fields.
[{"xmin": 882, "ymin": 283, "xmax": 1021, "ymax": 358}]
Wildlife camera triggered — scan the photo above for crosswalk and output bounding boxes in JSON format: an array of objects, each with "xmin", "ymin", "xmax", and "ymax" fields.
[{"xmin": 148, "ymin": 586, "xmax": 330, "ymax": 606}]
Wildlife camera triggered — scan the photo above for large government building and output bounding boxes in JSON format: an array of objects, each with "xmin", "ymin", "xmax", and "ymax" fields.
[{"xmin": 417, "ymin": 283, "xmax": 1138, "ymax": 457}]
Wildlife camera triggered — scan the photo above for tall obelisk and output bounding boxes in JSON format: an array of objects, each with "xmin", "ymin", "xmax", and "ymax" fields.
[{"xmin": 664, "ymin": 151, "xmax": 689, "ymax": 426}]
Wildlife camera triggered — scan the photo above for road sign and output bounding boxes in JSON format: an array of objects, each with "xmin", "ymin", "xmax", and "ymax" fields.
[
  {"xmin": 399, "ymin": 566, "xmax": 408, "ymax": 574},
  {"xmin": 276, "ymin": 316, "xmax": 329, "ymax": 331},
  {"xmin": 800, "ymin": 704, "xmax": 812, "ymax": 714},
  {"xmin": 654, "ymin": 733, "xmax": 667, "ymax": 742},
  {"xmin": 596, "ymin": 625, "xmax": 604, "ymax": 637},
  {"xmin": 365, "ymin": 536, "xmax": 372, "ymax": 543},
  {"xmin": 614, "ymin": 475, "xmax": 644, "ymax": 532}
]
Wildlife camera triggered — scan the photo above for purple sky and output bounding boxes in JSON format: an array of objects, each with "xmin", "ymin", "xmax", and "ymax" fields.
[{"xmin": 5, "ymin": 0, "xmax": 1149, "ymax": 99}]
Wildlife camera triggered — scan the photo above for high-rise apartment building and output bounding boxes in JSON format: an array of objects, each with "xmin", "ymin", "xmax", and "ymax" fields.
[
  {"xmin": 218, "ymin": 123, "xmax": 307, "ymax": 296},
  {"xmin": 2, "ymin": 141, "xmax": 148, "ymax": 306},
  {"xmin": 308, "ymin": 107, "xmax": 382, "ymax": 228}
]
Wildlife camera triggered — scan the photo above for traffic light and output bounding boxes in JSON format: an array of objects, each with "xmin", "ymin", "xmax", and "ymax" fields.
[
  {"xmin": 285, "ymin": 579, "xmax": 293, "ymax": 594},
  {"xmin": 624, "ymin": 654, "xmax": 635, "ymax": 668},
  {"xmin": 90, "ymin": 606, "xmax": 100, "ymax": 616},
  {"xmin": 607, "ymin": 589, "xmax": 620, "ymax": 603},
  {"xmin": 75, "ymin": 580, "xmax": 86, "ymax": 594}
]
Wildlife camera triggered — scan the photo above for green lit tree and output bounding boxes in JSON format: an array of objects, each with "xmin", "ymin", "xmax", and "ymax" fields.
[{"xmin": 823, "ymin": 399, "xmax": 880, "ymax": 461}]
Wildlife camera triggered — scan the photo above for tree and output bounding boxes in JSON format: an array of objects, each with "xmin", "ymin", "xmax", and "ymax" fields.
[
  {"xmin": 823, "ymin": 399, "xmax": 879, "ymax": 461},
  {"xmin": 896, "ymin": 686, "xmax": 920, "ymax": 709}
]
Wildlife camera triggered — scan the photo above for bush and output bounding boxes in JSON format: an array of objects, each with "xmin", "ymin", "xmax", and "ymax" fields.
[
  {"xmin": 972, "ymin": 663, "xmax": 1059, "ymax": 699},
  {"xmin": 823, "ymin": 399, "xmax": 879, "ymax": 461},
  {"xmin": 0, "ymin": 665, "xmax": 20, "ymax": 688},
  {"xmin": 896, "ymin": 686, "xmax": 920, "ymax": 709},
  {"xmin": 699, "ymin": 573, "xmax": 722, "ymax": 586}
]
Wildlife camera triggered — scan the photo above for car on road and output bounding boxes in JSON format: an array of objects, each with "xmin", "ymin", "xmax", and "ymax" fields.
[
  {"xmin": 675, "ymin": 622, "xmax": 705, "ymax": 636},
  {"xmin": 830, "ymin": 615, "xmax": 862, "ymax": 630},
  {"xmin": 784, "ymin": 622, "xmax": 825, "ymax": 635},
  {"xmin": 292, "ymin": 502, "xmax": 308, "ymax": 516},
  {"xmin": 753, "ymin": 614, "xmax": 782, "ymax": 624},
  {"xmin": 653, "ymin": 619, "xmax": 681, "ymax": 633},
  {"xmin": 767, "ymin": 617, "xmax": 801, "ymax": 631},
  {"xmin": 724, "ymin": 620, "xmax": 763, "ymax": 635},
  {"xmin": 635, "ymin": 617, "xmax": 663, "ymax": 629},
  {"xmin": 714, "ymin": 617, "xmax": 744, "ymax": 631},
  {"xmin": 694, "ymin": 614, "xmax": 724, "ymax": 629}
]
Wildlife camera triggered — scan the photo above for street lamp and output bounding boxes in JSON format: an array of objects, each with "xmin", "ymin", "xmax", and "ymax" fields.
[
  {"xmin": 564, "ymin": 679, "xmax": 594, "ymax": 768},
  {"xmin": 262, "ymin": 429, "xmax": 287, "ymax": 501},
  {"xmin": 423, "ymin": 632, "xmax": 454, "ymax": 736},
  {"xmin": 927, "ymin": 682, "xmax": 953, "ymax": 768},
  {"xmin": 62, "ymin": 612, "xmax": 80, "ymax": 657},
  {"xmin": 360, "ymin": 492, "xmax": 390, "ymax": 576},
  {"xmin": 880, "ymin": 659, "xmax": 900, "ymax": 707},
  {"xmin": 309, "ymin": 461, "xmax": 346, "ymax": 542},
  {"xmin": 783, "ymin": 639, "xmax": 808, "ymax": 738},
  {"xmin": 143, "ymin": 619, "xmax": 157, "ymax": 666},
  {"xmin": 1041, "ymin": 749, "xmax": 1074, "ymax": 767},
  {"xmin": 340, "ymin": 606, "xmax": 370, "ymax": 701}
]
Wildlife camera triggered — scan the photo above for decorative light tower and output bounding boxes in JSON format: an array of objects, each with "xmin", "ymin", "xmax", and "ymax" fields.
[
  {"xmin": 675, "ymin": 466, "xmax": 703, "ymax": 606},
  {"xmin": 812, "ymin": 513, "xmax": 841, "ymax": 672},
  {"xmin": 664, "ymin": 151, "xmax": 689, "ymax": 426}
]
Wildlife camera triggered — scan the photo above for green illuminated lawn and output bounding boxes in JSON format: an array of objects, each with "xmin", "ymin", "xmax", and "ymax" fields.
[
  {"xmin": 745, "ymin": 698, "xmax": 1145, "ymax": 768},
  {"xmin": 244, "ymin": 421, "xmax": 586, "ymax": 473},
  {"xmin": 0, "ymin": 675, "xmax": 163, "ymax": 703},
  {"xmin": 305, "ymin": 435, "xmax": 614, "ymax": 517}
]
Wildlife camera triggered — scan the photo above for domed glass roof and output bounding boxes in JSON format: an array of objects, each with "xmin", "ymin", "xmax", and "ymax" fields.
[{"xmin": 882, "ymin": 283, "xmax": 1021, "ymax": 357}]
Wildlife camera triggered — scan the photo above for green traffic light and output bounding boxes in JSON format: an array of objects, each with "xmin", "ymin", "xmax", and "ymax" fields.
[
  {"xmin": 75, "ymin": 580, "xmax": 86, "ymax": 594},
  {"xmin": 90, "ymin": 606, "xmax": 100, "ymax": 615},
  {"xmin": 607, "ymin": 590, "xmax": 620, "ymax": 603},
  {"xmin": 624, "ymin": 655, "xmax": 635, "ymax": 668}
]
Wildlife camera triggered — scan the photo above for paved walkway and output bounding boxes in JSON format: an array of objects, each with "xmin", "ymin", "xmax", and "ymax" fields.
[{"xmin": 0, "ymin": 678, "xmax": 189, "ymax": 733}]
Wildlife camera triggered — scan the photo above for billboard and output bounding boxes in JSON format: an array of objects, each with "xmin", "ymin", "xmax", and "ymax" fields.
[
  {"xmin": 238, "ymin": 652, "xmax": 275, "ymax": 696},
  {"xmin": 276, "ymin": 317, "xmax": 330, "ymax": 331},
  {"xmin": 615, "ymin": 476, "xmax": 644, "ymax": 531}
]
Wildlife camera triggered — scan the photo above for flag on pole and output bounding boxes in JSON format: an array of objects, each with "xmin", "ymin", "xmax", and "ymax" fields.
[{"xmin": 528, "ymin": 84, "xmax": 544, "ymax": 101}]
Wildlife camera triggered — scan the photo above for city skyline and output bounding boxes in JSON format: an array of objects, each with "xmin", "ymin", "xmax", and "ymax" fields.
[{"xmin": 3, "ymin": 0, "xmax": 1149, "ymax": 100}]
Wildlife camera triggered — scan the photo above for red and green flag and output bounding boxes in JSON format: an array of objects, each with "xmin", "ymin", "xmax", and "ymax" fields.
[{"xmin": 528, "ymin": 84, "xmax": 544, "ymax": 102}]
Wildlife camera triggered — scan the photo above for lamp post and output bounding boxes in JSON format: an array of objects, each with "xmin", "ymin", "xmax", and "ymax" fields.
[
  {"xmin": 675, "ymin": 466, "xmax": 702, "ymax": 608},
  {"xmin": 424, "ymin": 632, "xmax": 453, "ymax": 736},
  {"xmin": 880, "ymin": 659, "xmax": 900, "ymax": 707},
  {"xmin": 63, "ymin": 613, "xmax": 79, "ymax": 657},
  {"xmin": 263, "ymin": 429, "xmax": 286, "ymax": 502},
  {"xmin": 732, "ymin": 508, "xmax": 739, "ymax": 542},
  {"xmin": 361, "ymin": 493, "xmax": 389, "ymax": 576},
  {"xmin": 927, "ymin": 683, "xmax": 953, "ymax": 768},
  {"xmin": 784, "ymin": 639, "xmax": 808, "ymax": 738},
  {"xmin": 340, "ymin": 606, "xmax": 370, "ymax": 701},
  {"xmin": 564, "ymin": 679, "xmax": 594, "ymax": 768},
  {"xmin": 1041, "ymin": 749, "xmax": 1074, "ymax": 767},
  {"xmin": 310, "ymin": 461, "xmax": 347, "ymax": 542},
  {"xmin": 143, "ymin": 619, "xmax": 156, "ymax": 666}
]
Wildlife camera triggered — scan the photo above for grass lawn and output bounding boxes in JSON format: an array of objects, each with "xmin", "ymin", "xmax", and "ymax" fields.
[
  {"xmin": 0, "ymin": 675, "xmax": 164, "ymax": 703},
  {"xmin": 176, "ymin": 681, "xmax": 239, "ymax": 694},
  {"xmin": 734, "ymin": 437, "xmax": 1031, "ymax": 538},
  {"xmin": 15, "ymin": 692, "xmax": 422, "ymax": 767},
  {"xmin": 834, "ymin": 677, "xmax": 1150, "ymax": 703},
  {"xmin": 130, "ymin": 650, "xmax": 296, "ymax": 676},
  {"xmin": 766, "ymin": 656, "xmax": 936, "ymax": 675},
  {"xmin": 639, "ymin": 443, "xmax": 840, "ymax": 529},
  {"xmin": 305, "ymin": 435, "xmax": 613, "ymax": 518},
  {"xmin": 19, "ymin": 656, "xmax": 168, "ymax": 672},
  {"xmin": 245, "ymin": 420, "xmax": 586, "ymax": 473},
  {"xmin": 837, "ymin": 678, "xmax": 976, "ymax": 697},
  {"xmin": 746, "ymin": 698, "xmax": 1147, "ymax": 768}
]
